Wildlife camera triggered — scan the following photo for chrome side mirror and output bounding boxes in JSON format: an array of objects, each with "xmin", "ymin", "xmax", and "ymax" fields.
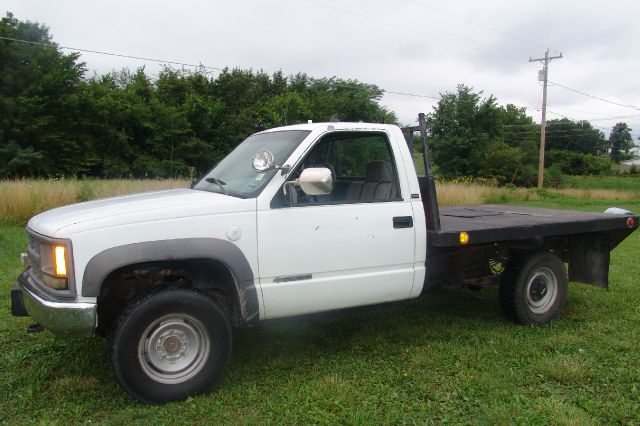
[
  {"xmin": 298, "ymin": 167, "xmax": 333, "ymax": 195},
  {"xmin": 252, "ymin": 150, "xmax": 275, "ymax": 172}
]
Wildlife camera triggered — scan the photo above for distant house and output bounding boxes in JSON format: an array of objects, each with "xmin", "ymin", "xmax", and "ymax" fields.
[{"xmin": 620, "ymin": 158, "xmax": 640, "ymax": 172}]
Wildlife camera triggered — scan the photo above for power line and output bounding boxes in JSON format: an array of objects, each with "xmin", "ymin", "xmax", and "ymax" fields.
[
  {"xmin": 507, "ymin": 106, "xmax": 640, "ymax": 126},
  {"xmin": 384, "ymin": 90, "xmax": 438, "ymax": 100},
  {"xmin": 505, "ymin": 128, "xmax": 607, "ymax": 133},
  {"xmin": 505, "ymin": 131, "xmax": 608, "ymax": 135},
  {"xmin": 503, "ymin": 128, "xmax": 608, "ymax": 135},
  {"xmin": 0, "ymin": 35, "xmax": 226, "ymax": 72},
  {"xmin": 549, "ymin": 81, "xmax": 640, "ymax": 111},
  {"xmin": 316, "ymin": 0, "xmax": 501, "ymax": 53},
  {"xmin": 8, "ymin": 34, "xmax": 638, "ymax": 132},
  {"xmin": 546, "ymin": 109, "xmax": 610, "ymax": 131},
  {"xmin": 306, "ymin": 0, "xmax": 495, "ymax": 53},
  {"xmin": 400, "ymin": 0, "xmax": 553, "ymax": 52},
  {"xmin": 585, "ymin": 114, "xmax": 640, "ymax": 123},
  {"xmin": 503, "ymin": 124, "xmax": 542, "ymax": 128},
  {"xmin": 542, "ymin": 104, "xmax": 611, "ymax": 116},
  {"xmin": 0, "ymin": 35, "xmax": 440, "ymax": 101}
]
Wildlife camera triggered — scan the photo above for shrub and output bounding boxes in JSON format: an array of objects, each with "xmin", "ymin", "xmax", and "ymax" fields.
[
  {"xmin": 546, "ymin": 150, "xmax": 611, "ymax": 175},
  {"xmin": 544, "ymin": 164, "xmax": 565, "ymax": 188}
]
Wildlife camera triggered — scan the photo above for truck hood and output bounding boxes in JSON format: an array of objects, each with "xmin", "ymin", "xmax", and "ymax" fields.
[{"xmin": 28, "ymin": 189, "xmax": 254, "ymax": 237}]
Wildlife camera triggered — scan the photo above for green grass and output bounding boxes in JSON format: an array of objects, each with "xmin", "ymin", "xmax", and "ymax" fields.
[
  {"xmin": 1, "ymin": 200, "xmax": 639, "ymax": 424},
  {"xmin": 505, "ymin": 198, "xmax": 640, "ymax": 215},
  {"xmin": 564, "ymin": 175, "xmax": 640, "ymax": 193}
]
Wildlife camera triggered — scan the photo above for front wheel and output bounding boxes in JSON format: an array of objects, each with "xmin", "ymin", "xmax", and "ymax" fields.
[
  {"xmin": 110, "ymin": 288, "xmax": 232, "ymax": 403},
  {"xmin": 499, "ymin": 251, "xmax": 568, "ymax": 325}
]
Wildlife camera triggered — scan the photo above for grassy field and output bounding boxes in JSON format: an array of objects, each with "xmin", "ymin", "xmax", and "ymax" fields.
[
  {"xmin": 1, "ymin": 178, "xmax": 638, "ymax": 226},
  {"xmin": 0, "ymin": 179, "xmax": 190, "ymax": 226},
  {"xmin": 564, "ymin": 175, "xmax": 640, "ymax": 193},
  {"xmin": 0, "ymin": 179, "xmax": 639, "ymax": 423}
]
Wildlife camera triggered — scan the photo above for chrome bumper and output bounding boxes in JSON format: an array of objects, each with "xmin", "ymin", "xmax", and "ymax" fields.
[{"xmin": 14, "ymin": 271, "xmax": 97, "ymax": 337}]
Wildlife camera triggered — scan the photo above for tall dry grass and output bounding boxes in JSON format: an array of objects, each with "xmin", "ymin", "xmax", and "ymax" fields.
[
  {"xmin": 435, "ymin": 182, "xmax": 638, "ymax": 206},
  {"xmin": 0, "ymin": 179, "xmax": 189, "ymax": 226},
  {"xmin": 0, "ymin": 178, "xmax": 637, "ymax": 226},
  {"xmin": 548, "ymin": 188, "xmax": 638, "ymax": 201},
  {"xmin": 435, "ymin": 182, "xmax": 519, "ymax": 205}
]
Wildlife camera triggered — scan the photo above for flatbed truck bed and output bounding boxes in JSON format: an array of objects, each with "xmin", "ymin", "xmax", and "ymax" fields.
[
  {"xmin": 404, "ymin": 112, "xmax": 638, "ymax": 292},
  {"xmin": 428, "ymin": 204, "xmax": 638, "ymax": 247},
  {"xmin": 421, "ymin": 202, "xmax": 637, "ymax": 291}
]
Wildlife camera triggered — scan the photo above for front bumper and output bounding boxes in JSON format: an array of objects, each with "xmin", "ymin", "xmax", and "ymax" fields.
[{"xmin": 13, "ymin": 271, "xmax": 97, "ymax": 337}]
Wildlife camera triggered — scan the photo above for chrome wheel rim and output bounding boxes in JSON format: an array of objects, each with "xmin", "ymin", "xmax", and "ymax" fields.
[
  {"xmin": 526, "ymin": 266, "xmax": 558, "ymax": 314},
  {"xmin": 138, "ymin": 314, "xmax": 210, "ymax": 384}
]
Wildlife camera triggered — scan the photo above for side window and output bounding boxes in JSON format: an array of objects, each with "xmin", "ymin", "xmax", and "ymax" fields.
[{"xmin": 273, "ymin": 131, "xmax": 401, "ymax": 208}]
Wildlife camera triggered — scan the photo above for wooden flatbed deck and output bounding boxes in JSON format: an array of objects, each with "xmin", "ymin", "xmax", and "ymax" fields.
[{"xmin": 427, "ymin": 204, "xmax": 638, "ymax": 247}]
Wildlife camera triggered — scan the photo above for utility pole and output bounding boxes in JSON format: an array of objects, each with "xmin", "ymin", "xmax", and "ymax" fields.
[{"xmin": 530, "ymin": 49, "xmax": 562, "ymax": 189}]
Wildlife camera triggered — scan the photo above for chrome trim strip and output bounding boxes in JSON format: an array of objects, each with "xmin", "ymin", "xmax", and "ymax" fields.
[{"xmin": 273, "ymin": 274, "xmax": 312, "ymax": 283}]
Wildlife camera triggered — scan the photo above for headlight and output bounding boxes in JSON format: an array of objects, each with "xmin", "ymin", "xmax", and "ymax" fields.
[
  {"xmin": 40, "ymin": 241, "xmax": 71, "ymax": 290},
  {"xmin": 54, "ymin": 245, "xmax": 67, "ymax": 276}
]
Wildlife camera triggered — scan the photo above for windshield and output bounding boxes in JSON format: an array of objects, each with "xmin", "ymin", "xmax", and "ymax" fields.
[{"xmin": 194, "ymin": 130, "xmax": 311, "ymax": 198}]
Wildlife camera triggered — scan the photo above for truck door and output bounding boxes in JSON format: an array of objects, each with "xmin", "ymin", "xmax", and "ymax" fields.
[{"xmin": 257, "ymin": 131, "xmax": 416, "ymax": 318}]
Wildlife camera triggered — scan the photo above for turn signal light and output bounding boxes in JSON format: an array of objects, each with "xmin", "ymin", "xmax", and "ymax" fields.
[
  {"xmin": 459, "ymin": 232, "xmax": 470, "ymax": 245},
  {"xmin": 53, "ymin": 245, "xmax": 67, "ymax": 277}
]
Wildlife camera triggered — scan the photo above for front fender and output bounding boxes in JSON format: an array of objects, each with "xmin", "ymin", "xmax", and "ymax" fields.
[{"xmin": 81, "ymin": 238, "xmax": 259, "ymax": 322}]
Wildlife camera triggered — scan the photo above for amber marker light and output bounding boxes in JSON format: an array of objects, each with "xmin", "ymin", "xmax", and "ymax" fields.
[
  {"xmin": 54, "ymin": 245, "xmax": 67, "ymax": 276},
  {"xmin": 459, "ymin": 232, "xmax": 470, "ymax": 245}
]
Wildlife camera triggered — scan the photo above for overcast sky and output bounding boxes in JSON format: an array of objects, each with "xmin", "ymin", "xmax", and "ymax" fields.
[{"xmin": 4, "ymin": 0, "xmax": 640, "ymax": 139}]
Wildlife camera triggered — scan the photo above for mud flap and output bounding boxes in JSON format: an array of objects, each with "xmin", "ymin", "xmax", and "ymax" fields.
[
  {"xmin": 11, "ymin": 282, "xmax": 28, "ymax": 317},
  {"xmin": 568, "ymin": 233, "xmax": 610, "ymax": 288}
]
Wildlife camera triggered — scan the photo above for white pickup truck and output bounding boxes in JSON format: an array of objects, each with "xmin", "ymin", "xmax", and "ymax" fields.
[{"xmin": 11, "ymin": 117, "xmax": 638, "ymax": 403}]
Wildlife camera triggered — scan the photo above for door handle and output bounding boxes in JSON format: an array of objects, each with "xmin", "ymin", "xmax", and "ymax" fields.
[{"xmin": 393, "ymin": 216, "xmax": 413, "ymax": 229}]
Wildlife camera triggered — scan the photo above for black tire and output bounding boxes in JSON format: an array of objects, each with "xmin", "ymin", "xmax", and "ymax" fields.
[
  {"xmin": 110, "ymin": 288, "xmax": 232, "ymax": 403},
  {"xmin": 499, "ymin": 251, "xmax": 568, "ymax": 325}
]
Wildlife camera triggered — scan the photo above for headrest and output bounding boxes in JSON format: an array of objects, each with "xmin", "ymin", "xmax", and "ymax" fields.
[{"xmin": 365, "ymin": 161, "xmax": 393, "ymax": 182}]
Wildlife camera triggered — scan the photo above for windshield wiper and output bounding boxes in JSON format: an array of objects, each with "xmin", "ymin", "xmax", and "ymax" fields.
[{"xmin": 204, "ymin": 177, "xmax": 228, "ymax": 195}]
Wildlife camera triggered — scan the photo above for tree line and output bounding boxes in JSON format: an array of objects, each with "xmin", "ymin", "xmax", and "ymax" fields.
[
  {"xmin": 2, "ymin": 13, "xmax": 637, "ymax": 184},
  {"xmin": 0, "ymin": 13, "xmax": 396, "ymax": 179},
  {"xmin": 427, "ymin": 85, "xmax": 637, "ymax": 186}
]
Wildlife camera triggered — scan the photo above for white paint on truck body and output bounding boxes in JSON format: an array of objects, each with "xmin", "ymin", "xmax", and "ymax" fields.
[{"xmin": 26, "ymin": 122, "xmax": 429, "ymax": 316}]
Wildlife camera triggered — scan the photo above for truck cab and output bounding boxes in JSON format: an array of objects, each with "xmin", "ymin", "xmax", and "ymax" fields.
[
  {"xmin": 249, "ymin": 123, "xmax": 426, "ymax": 318},
  {"xmin": 12, "ymin": 122, "xmax": 428, "ymax": 403}
]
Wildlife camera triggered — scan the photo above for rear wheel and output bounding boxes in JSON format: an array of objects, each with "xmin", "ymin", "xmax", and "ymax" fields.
[
  {"xmin": 499, "ymin": 251, "xmax": 568, "ymax": 325},
  {"xmin": 110, "ymin": 288, "xmax": 232, "ymax": 403}
]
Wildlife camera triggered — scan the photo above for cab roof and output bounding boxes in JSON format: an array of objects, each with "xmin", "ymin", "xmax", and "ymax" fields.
[{"xmin": 259, "ymin": 122, "xmax": 398, "ymax": 133}]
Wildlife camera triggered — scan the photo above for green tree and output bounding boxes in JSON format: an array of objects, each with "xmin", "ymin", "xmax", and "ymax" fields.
[
  {"xmin": 609, "ymin": 122, "xmax": 635, "ymax": 162},
  {"xmin": 0, "ymin": 13, "xmax": 425, "ymax": 179},
  {"xmin": 545, "ymin": 119, "xmax": 607, "ymax": 156},
  {"xmin": 428, "ymin": 85, "xmax": 488, "ymax": 177},
  {"xmin": 546, "ymin": 150, "xmax": 610, "ymax": 175},
  {"xmin": 480, "ymin": 140, "xmax": 526, "ymax": 184},
  {"xmin": 0, "ymin": 12, "xmax": 88, "ymax": 177},
  {"xmin": 428, "ymin": 85, "xmax": 537, "ymax": 184}
]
